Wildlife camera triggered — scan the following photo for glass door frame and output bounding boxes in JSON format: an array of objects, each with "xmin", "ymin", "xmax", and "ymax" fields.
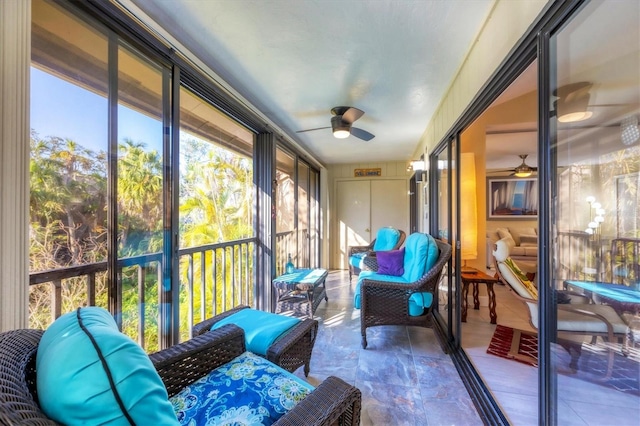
[{"xmin": 424, "ymin": 1, "xmax": 590, "ymax": 424}]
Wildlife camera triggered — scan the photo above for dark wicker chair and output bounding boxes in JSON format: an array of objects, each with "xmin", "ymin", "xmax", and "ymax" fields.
[
  {"xmin": 192, "ymin": 305, "xmax": 318, "ymax": 376},
  {"xmin": 360, "ymin": 238, "xmax": 452, "ymax": 349},
  {"xmin": 0, "ymin": 326, "xmax": 361, "ymax": 426},
  {"xmin": 348, "ymin": 228, "xmax": 406, "ymax": 282}
]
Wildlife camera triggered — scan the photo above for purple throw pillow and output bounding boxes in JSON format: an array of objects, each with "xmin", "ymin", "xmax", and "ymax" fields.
[{"xmin": 377, "ymin": 248, "xmax": 405, "ymax": 276}]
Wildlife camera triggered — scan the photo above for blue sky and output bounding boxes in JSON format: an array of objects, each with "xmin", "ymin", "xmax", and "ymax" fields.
[{"xmin": 30, "ymin": 67, "xmax": 162, "ymax": 154}]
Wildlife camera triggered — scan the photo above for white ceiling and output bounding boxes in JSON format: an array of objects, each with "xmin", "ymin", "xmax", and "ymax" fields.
[{"xmin": 123, "ymin": 0, "xmax": 495, "ymax": 165}]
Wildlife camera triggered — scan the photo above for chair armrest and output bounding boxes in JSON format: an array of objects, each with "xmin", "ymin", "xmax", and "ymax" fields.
[
  {"xmin": 348, "ymin": 241, "xmax": 375, "ymax": 257},
  {"xmin": 192, "ymin": 305, "xmax": 250, "ymax": 336},
  {"xmin": 274, "ymin": 376, "xmax": 362, "ymax": 426},
  {"xmin": 149, "ymin": 324, "xmax": 246, "ymax": 397},
  {"xmin": 267, "ymin": 318, "xmax": 318, "ymax": 363}
]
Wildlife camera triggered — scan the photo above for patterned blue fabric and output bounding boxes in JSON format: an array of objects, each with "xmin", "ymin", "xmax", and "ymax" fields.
[{"xmin": 170, "ymin": 352, "xmax": 314, "ymax": 425}]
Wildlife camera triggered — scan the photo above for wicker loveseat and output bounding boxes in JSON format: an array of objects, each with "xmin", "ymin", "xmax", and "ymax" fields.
[
  {"xmin": 348, "ymin": 226, "xmax": 406, "ymax": 281},
  {"xmin": 0, "ymin": 325, "xmax": 361, "ymax": 425},
  {"xmin": 354, "ymin": 233, "xmax": 452, "ymax": 349}
]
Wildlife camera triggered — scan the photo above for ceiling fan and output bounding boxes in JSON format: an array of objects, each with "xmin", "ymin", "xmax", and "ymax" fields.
[
  {"xmin": 552, "ymin": 81, "xmax": 626, "ymax": 123},
  {"xmin": 488, "ymin": 154, "xmax": 537, "ymax": 177},
  {"xmin": 297, "ymin": 106, "xmax": 375, "ymax": 141},
  {"xmin": 553, "ymin": 81, "xmax": 593, "ymax": 123}
]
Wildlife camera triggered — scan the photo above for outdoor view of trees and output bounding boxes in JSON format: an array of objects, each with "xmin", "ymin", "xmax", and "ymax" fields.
[{"xmin": 29, "ymin": 129, "xmax": 254, "ymax": 351}]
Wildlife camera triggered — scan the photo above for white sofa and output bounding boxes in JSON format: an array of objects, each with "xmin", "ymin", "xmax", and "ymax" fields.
[{"xmin": 486, "ymin": 226, "xmax": 537, "ymax": 267}]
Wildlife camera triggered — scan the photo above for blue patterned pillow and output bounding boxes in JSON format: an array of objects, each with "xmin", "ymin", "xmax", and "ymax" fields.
[{"xmin": 170, "ymin": 352, "xmax": 314, "ymax": 425}]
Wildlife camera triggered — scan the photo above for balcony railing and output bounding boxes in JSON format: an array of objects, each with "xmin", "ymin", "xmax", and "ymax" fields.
[
  {"xmin": 29, "ymin": 238, "xmax": 256, "ymax": 351},
  {"xmin": 275, "ymin": 228, "xmax": 309, "ymax": 274}
]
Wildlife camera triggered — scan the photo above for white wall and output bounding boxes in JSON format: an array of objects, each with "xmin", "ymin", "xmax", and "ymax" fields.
[{"xmin": 413, "ymin": 0, "xmax": 549, "ymax": 159}]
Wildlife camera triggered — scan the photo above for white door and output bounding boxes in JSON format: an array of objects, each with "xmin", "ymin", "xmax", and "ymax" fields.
[
  {"xmin": 335, "ymin": 179, "xmax": 409, "ymax": 269},
  {"xmin": 371, "ymin": 180, "xmax": 409, "ymax": 234},
  {"xmin": 336, "ymin": 180, "xmax": 371, "ymax": 270}
]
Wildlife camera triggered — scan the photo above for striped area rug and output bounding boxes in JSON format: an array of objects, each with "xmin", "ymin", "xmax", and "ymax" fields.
[{"xmin": 486, "ymin": 324, "xmax": 538, "ymax": 367}]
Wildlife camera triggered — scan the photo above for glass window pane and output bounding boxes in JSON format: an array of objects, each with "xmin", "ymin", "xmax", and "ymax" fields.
[
  {"xmin": 178, "ymin": 86, "xmax": 255, "ymax": 340},
  {"xmin": 30, "ymin": 0, "xmax": 109, "ymax": 328},
  {"xmin": 179, "ymin": 87, "xmax": 254, "ymax": 249},
  {"xmin": 276, "ymin": 148, "xmax": 296, "ymax": 274},
  {"xmin": 297, "ymin": 162, "xmax": 309, "ymax": 267},
  {"xmin": 309, "ymin": 169, "xmax": 320, "ymax": 268},
  {"xmin": 117, "ymin": 44, "xmax": 165, "ymax": 351},
  {"xmin": 550, "ymin": 1, "xmax": 640, "ymax": 421}
]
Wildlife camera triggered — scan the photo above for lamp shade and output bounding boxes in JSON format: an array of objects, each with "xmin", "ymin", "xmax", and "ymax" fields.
[
  {"xmin": 460, "ymin": 152, "xmax": 477, "ymax": 261},
  {"xmin": 331, "ymin": 116, "xmax": 350, "ymax": 138}
]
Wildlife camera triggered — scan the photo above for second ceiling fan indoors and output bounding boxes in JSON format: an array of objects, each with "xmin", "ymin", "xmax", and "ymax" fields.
[
  {"xmin": 297, "ymin": 106, "xmax": 375, "ymax": 141},
  {"xmin": 489, "ymin": 154, "xmax": 538, "ymax": 177}
]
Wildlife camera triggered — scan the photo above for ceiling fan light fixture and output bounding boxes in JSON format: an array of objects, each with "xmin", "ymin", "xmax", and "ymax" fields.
[
  {"xmin": 558, "ymin": 110, "xmax": 593, "ymax": 123},
  {"xmin": 514, "ymin": 170, "xmax": 532, "ymax": 178},
  {"xmin": 555, "ymin": 83, "xmax": 593, "ymax": 123},
  {"xmin": 512, "ymin": 154, "xmax": 534, "ymax": 178},
  {"xmin": 331, "ymin": 116, "xmax": 351, "ymax": 139}
]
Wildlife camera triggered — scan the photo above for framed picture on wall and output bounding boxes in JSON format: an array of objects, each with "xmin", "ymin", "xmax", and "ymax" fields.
[{"xmin": 487, "ymin": 177, "xmax": 538, "ymax": 220}]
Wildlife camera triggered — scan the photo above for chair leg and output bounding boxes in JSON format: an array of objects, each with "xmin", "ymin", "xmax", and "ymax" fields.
[{"xmin": 361, "ymin": 330, "xmax": 368, "ymax": 349}]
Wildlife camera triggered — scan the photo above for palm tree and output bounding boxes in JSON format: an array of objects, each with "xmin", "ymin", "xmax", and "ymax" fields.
[{"xmin": 178, "ymin": 136, "xmax": 254, "ymax": 338}]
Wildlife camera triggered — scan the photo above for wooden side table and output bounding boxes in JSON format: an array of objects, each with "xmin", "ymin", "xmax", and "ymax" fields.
[{"xmin": 461, "ymin": 269, "xmax": 499, "ymax": 324}]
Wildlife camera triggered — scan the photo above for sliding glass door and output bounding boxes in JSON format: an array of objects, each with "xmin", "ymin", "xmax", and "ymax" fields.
[{"xmin": 547, "ymin": 1, "xmax": 640, "ymax": 422}]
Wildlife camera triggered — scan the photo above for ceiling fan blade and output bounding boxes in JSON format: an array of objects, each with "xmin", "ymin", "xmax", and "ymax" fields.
[
  {"xmin": 296, "ymin": 126, "xmax": 331, "ymax": 134},
  {"xmin": 341, "ymin": 107, "xmax": 364, "ymax": 124},
  {"xmin": 350, "ymin": 127, "xmax": 375, "ymax": 141},
  {"xmin": 487, "ymin": 169, "xmax": 515, "ymax": 174}
]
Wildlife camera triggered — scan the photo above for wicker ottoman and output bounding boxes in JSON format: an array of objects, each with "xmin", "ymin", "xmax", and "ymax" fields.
[{"xmin": 192, "ymin": 305, "xmax": 318, "ymax": 376}]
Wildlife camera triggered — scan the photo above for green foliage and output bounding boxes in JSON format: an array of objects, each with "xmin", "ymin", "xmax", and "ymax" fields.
[{"xmin": 29, "ymin": 129, "xmax": 254, "ymax": 351}]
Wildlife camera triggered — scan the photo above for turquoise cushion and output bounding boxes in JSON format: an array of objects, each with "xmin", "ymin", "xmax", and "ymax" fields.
[
  {"xmin": 354, "ymin": 278, "xmax": 433, "ymax": 317},
  {"xmin": 424, "ymin": 234, "xmax": 440, "ymax": 271},
  {"xmin": 349, "ymin": 252, "xmax": 366, "ymax": 268},
  {"xmin": 170, "ymin": 352, "xmax": 313, "ymax": 425},
  {"xmin": 36, "ymin": 307, "xmax": 178, "ymax": 425},
  {"xmin": 409, "ymin": 292, "xmax": 434, "ymax": 316},
  {"xmin": 210, "ymin": 309, "xmax": 301, "ymax": 356},
  {"xmin": 402, "ymin": 233, "xmax": 430, "ymax": 282},
  {"xmin": 372, "ymin": 227, "xmax": 401, "ymax": 251},
  {"xmin": 354, "ymin": 272, "xmax": 409, "ymax": 309}
]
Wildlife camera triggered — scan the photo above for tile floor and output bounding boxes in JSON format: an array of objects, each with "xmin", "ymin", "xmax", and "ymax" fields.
[
  {"xmin": 293, "ymin": 270, "xmax": 483, "ymax": 426},
  {"xmin": 292, "ymin": 269, "xmax": 640, "ymax": 426}
]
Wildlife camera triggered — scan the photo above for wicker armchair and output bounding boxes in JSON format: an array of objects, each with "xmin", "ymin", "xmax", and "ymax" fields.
[
  {"xmin": 0, "ymin": 326, "xmax": 361, "ymax": 426},
  {"xmin": 192, "ymin": 305, "xmax": 318, "ymax": 376},
  {"xmin": 360, "ymin": 238, "xmax": 452, "ymax": 349},
  {"xmin": 348, "ymin": 227, "xmax": 406, "ymax": 282}
]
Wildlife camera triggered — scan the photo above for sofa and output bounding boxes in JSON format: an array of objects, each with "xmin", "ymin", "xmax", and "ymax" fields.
[
  {"xmin": 0, "ymin": 308, "xmax": 361, "ymax": 426},
  {"xmin": 486, "ymin": 226, "xmax": 538, "ymax": 267}
]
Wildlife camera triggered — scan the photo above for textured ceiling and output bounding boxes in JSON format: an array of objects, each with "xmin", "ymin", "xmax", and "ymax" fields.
[{"xmin": 124, "ymin": 0, "xmax": 495, "ymax": 165}]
